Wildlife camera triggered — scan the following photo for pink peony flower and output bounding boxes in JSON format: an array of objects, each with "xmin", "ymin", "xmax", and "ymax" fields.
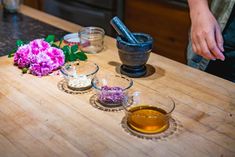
[
  {"xmin": 14, "ymin": 44, "xmax": 32, "ymax": 68},
  {"xmin": 29, "ymin": 52, "xmax": 54, "ymax": 76},
  {"xmin": 29, "ymin": 39, "xmax": 50, "ymax": 55},
  {"xmin": 46, "ymin": 47, "xmax": 65, "ymax": 70},
  {"xmin": 14, "ymin": 38, "xmax": 65, "ymax": 76}
]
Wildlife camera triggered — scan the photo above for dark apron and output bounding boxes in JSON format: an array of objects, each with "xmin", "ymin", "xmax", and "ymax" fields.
[{"xmin": 206, "ymin": 5, "xmax": 235, "ymax": 82}]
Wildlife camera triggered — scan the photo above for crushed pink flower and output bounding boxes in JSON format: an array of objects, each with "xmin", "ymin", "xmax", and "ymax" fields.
[{"xmin": 14, "ymin": 39, "xmax": 65, "ymax": 76}]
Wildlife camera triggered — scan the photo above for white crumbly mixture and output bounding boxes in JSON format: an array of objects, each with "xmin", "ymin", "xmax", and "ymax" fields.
[{"xmin": 68, "ymin": 75, "xmax": 91, "ymax": 88}]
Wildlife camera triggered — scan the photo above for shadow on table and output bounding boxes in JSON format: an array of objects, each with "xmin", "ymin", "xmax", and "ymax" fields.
[{"xmin": 108, "ymin": 61, "xmax": 165, "ymax": 80}]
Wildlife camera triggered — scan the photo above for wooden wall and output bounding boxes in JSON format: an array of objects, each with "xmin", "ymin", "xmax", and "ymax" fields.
[
  {"xmin": 23, "ymin": 0, "xmax": 43, "ymax": 10},
  {"xmin": 124, "ymin": 0, "xmax": 191, "ymax": 64}
]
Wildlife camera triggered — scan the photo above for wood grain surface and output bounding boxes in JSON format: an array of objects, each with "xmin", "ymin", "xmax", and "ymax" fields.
[{"xmin": 0, "ymin": 5, "xmax": 234, "ymax": 157}]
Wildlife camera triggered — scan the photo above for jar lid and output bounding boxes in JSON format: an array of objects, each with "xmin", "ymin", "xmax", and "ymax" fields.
[{"xmin": 63, "ymin": 33, "xmax": 80, "ymax": 46}]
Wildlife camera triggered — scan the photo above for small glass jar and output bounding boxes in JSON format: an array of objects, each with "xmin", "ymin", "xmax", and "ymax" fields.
[
  {"xmin": 79, "ymin": 27, "xmax": 105, "ymax": 54},
  {"xmin": 3, "ymin": 0, "xmax": 21, "ymax": 13}
]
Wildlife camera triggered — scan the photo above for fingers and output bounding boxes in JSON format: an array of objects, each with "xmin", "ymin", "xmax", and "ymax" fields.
[
  {"xmin": 192, "ymin": 32, "xmax": 201, "ymax": 56},
  {"xmin": 192, "ymin": 32, "xmax": 215, "ymax": 60},
  {"xmin": 206, "ymin": 28, "xmax": 225, "ymax": 61},
  {"xmin": 215, "ymin": 26, "xmax": 225, "ymax": 52},
  {"xmin": 199, "ymin": 38, "xmax": 216, "ymax": 60},
  {"xmin": 191, "ymin": 29, "xmax": 225, "ymax": 61},
  {"xmin": 192, "ymin": 41, "xmax": 197, "ymax": 54},
  {"xmin": 196, "ymin": 31, "xmax": 216, "ymax": 60}
]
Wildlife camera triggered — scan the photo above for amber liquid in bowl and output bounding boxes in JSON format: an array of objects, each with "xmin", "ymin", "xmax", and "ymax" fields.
[{"xmin": 127, "ymin": 105, "xmax": 169, "ymax": 134}]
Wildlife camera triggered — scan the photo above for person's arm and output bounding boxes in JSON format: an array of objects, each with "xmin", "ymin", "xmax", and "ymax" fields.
[{"xmin": 188, "ymin": 0, "xmax": 225, "ymax": 61}]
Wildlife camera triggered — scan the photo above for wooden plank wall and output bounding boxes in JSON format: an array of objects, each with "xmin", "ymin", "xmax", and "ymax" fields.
[
  {"xmin": 23, "ymin": 0, "xmax": 44, "ymax": 10},
  {"xmin": 124, "ymin": 0, "xmax": 191, "ymax": 64}
]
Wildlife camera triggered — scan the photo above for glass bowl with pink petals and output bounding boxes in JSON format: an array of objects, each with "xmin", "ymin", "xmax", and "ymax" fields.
[{"xmin": 91, "ymin": 73, "xmax": 133, "ymax": 107}]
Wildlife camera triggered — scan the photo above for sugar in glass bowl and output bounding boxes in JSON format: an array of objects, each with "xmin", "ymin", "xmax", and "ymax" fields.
[
  {"xmin": 60, "ymin": 60, "xmax": 99, "ymax": 91},
  {"xmin": 91, "ymin": 73, "xmax": 133, "ymax": 107}
]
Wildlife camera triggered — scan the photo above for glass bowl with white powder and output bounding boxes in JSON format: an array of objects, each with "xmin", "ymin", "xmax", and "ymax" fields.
[{"xmin": 60, "ymin": 60, "xmax": 99, "ymax": 91}]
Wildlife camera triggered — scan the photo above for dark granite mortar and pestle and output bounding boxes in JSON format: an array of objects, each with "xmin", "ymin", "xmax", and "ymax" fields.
[{"xmin": 110, "ymin": 16, "xmax": 153, "ymax": 78}]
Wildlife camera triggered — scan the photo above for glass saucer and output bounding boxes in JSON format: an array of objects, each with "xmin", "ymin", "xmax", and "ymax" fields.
[
  {"xmin": 121, "ymin": 115, "xmax": 179, "ymax": 141},
  {"xmin": 89, "ymin": 94, "xmax": 133, "ymax": 112},
  {"xmin": 57, "ymin": 79, "xmax": 92, "ymax": 94}
]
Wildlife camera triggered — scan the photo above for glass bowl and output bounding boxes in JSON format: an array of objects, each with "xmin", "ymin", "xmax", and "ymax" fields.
[
  {"xmin": 91, "ymin": 73, "xmax": 133, "ymax": 107},
  {"xmin": 60, "ymin": 60, "xmax": 99, "ymax": 91},
  {"xmin": 122, "ymin": 91, "xmax": 175, "ymax": 134}
]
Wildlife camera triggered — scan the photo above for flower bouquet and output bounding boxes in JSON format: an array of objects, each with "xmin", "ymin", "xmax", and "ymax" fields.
[{"xmin": 8, "ymin": 35, "xmax": 87, "ymax": 76}]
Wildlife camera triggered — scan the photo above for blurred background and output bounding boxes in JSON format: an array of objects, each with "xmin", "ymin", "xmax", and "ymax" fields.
[{"xmin": 23, "ymin": 0, "xmax": 191, "ymax": 64}]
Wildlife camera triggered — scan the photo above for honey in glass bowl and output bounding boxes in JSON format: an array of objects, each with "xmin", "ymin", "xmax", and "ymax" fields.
[
  {"xmin": 123, "ymin": 91, "xmax": 175, "ymax": 134},
  {"xmin": 127, "ymin": 105, "xmax": 169, "ymax": 134}
]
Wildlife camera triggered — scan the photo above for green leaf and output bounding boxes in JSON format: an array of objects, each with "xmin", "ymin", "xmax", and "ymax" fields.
[
  {"xmin": 61, "ymin": 45, "xmax": 88, "ymax": 62},
  {"xmin": 22, "ymin": 68, "xmax": 28, "ymax": 74},
  {"xmin": 45, "ymin": 35, "xmax": 55, "ymax": 44},
  {"xmin": 16, "ymin": 40, "xmax": 24, "ymax": 47},
  {"xmin": 51, "ymin": 43, "xmax": 59, "ymax": 48},
  {"xmin": 8, "ymin": 53, "xmax": 15, "ymax": 58},
  {"xmin": 76, "ymin": 52, "xmax": 87, "ymax": 61},
  {"xmin": 68, "ymin": 53, "xmax": 76, "ymax": 62},
  {"xmin": 62, "ymin": 45, "xmax": 70, "ymax": 54},
  {"xmin": 58, "ymin": 38, "xmax": 63, "ymax": 48},
  {"xmin": 62, "ymin": 45, "xmax": 70, "ymax": 62},
  {"xmin": 8, "ymin": 48, "xmax": 17, "ymax": 58},
  {"xmin": 71, "ymin": 44, "xmax": 78, "ymax": 53}
]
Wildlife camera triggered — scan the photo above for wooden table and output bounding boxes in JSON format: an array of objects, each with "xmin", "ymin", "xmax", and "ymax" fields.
[{"xmin": 0, "ymin": 5, "xmax": 235, "ymax": 157}]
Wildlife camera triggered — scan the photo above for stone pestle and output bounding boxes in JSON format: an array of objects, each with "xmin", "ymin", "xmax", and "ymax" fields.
[
  {"xmin": 110, "ymin": 16, "xmax": 153, "ymax": 78},
  {"xmin": 110, "ymin": 16, "xmax": 139, "ymax": 44}
]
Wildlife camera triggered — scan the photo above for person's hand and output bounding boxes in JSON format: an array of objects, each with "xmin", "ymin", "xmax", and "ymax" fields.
[{"xmin": 190, "ymin": 4, "xmax": 225, "ymax": 61}]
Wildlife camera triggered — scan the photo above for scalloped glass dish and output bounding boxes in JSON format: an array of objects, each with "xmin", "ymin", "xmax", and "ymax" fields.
[
  {"xmin": 122, "ymin": 91, "xmax": 175, "ymax": 134},
  {"xmin": 60, "ymin": 60, "xmax": 99, "ymax": 91},
  {"xmin": 91, "ymin": 73, "xmax": 133, "ymax": 107}
]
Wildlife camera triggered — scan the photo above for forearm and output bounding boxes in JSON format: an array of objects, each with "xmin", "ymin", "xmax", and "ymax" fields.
[
  {"xmin": 188, "ymin": 0, "xmax": 210, "ymax": 20},
  {"xmin": 187, "ymin": 0, "xmax": 224, "ymax": 60}
]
